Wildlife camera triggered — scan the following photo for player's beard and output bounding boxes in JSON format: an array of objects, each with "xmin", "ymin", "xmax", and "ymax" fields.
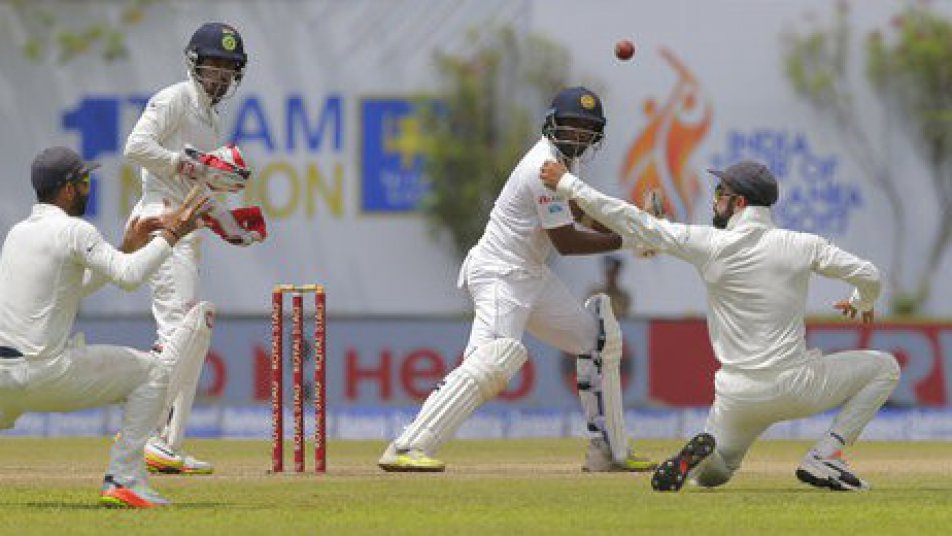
[
  {"xmin": 712, "ymin": 199, "xmax": 736, "ymax": 229},
  {"xmin": 70, "ymin": 191, "xmax": 89, "ymax": 217}
]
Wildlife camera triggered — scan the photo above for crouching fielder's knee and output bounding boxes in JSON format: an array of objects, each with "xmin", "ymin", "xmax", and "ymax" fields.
[{"xmin": 871, "ymin": 350, "xmax": 901, "ymax": 385}]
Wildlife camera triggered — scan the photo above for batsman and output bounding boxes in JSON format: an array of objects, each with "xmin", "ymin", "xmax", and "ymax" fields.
[
  {"xmin": 379, "ymin": 87, "xmax": 658, "ymax": 473},
  {"xmin": 123, "ymin": 22, "xmax": 267, "ymax": 475}
]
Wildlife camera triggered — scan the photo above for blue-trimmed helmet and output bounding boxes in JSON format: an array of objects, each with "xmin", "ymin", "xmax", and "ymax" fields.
[
  {"xmin": 542, "ymin": 86, "xmax": 606, "ymax": 161},
  {"xmin": 185, "ymin": 22, "xmax": 247, "ymax": 104}
]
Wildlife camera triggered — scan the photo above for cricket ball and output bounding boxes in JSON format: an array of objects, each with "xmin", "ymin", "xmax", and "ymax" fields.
[{"xmin": 615, "ymin": 39, "xmax": 636, "ymax": 61}]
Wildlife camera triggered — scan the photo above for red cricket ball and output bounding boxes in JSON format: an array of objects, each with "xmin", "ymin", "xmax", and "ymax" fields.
[{"xmin": 615, "ymin": 39, "xmax": 636, "ymax": 61}]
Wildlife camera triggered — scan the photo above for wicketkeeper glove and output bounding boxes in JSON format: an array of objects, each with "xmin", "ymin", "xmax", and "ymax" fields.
[
  {"xmin": 203, "ymin": 204, "xmax": 267, "ymax": 246},
  {"xmin": 174, "ymin": 143, "xmax": 251, "ymax": 193}
]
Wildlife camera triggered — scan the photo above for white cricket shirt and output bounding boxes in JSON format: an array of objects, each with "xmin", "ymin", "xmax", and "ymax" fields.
[
  {"xmin": 0, "ymin": 204, "xmax": 172, "ymax": 359},
  {"xmin": 124, "ymin": 76, "xmax": 220, "ymax": 206},
  {"xmin": 472, "ymin": 138, "xmax": 575, "ymax": 271},
  {"xmin": 557, "ymin": 173, "xmax": 881, "ymax": 372}
]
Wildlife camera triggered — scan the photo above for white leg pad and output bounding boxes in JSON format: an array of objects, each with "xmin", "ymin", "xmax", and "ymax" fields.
[
  {"xmin": 579, "ymin": 294, "xmax": 627, "ymax": 463},
  {"xmin": 394, "ymin": 338, "xmax": 527, "ymax": 454},
  {"xmin": 158, "ymin": 301, "xmax": 214, "ymax": 450}
]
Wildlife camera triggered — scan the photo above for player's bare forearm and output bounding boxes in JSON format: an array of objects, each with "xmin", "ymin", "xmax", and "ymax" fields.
[
  {"xmin": 571, "ymin": 201, "xmax": 613, "ymax": 233},
  {"xmin": 546, "ymin": 225, "xmax": 622, "ymax": 255}
]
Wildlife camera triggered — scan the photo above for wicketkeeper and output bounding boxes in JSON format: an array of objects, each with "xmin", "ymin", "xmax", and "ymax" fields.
[{"xmin": 123, "ymin": 22, "xmax": 266, "ymax": 475}]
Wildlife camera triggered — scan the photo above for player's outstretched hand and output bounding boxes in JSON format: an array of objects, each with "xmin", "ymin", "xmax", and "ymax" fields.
[
  {"xmin": 634, "ymin": 189, "xmax": 666, "ymax": 258},
  {"xmin": 833, "ymin": 300, "xmax": 874, "ymax": 324},
  {"xmin": 159, "ymin": 185, "xmax": 212, "ymax": 245},
  {"xmin": 120, "ymin": 216, "xmax": 164, "ymax": 253},
  {"xmin": 540, "ymin": 160, "xmax": 569, "ymax": 190}
]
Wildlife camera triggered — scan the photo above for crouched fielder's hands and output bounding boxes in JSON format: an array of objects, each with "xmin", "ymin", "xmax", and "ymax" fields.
[{"xmin": 174, "ymin": 143, "xmax": 251, "ymax": 193}]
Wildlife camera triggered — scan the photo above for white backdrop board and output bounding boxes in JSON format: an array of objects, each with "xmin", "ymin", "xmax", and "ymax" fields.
[{"xmin": 1, "ymin": 0, "xmax": 948, "ymax": 316}]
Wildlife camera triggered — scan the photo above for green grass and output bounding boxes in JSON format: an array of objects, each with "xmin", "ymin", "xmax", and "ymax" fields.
[{"xmin": 1, "ymin": 438, "xmax": 950, "ymax": 534}]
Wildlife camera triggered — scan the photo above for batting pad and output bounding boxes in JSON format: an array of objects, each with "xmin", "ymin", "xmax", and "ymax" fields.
[
  {"xmin": 158, "ymin": 301, "xmax": 215, "ymax": 450},
  {"xmin": 395, "ymin": 338, "xmax": 527, "ymax": 454},
  {"xmin": 579, "ymin": 294, "xmax": 627, "ymax": 463}
]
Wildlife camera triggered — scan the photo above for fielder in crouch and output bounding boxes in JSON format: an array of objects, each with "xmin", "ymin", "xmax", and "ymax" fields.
[
  {"xmin": 540, "ymin": 159, "xmax": 900, "ymax": 491},
  {"xmin": 0, "ymin": 147, "xmax": 211, "ymax": 507},
  {"xmin": 124, "ymin": 22, "xmax": 265, "ymax": 475},
  {"xmin": 378, "ymin": 87, "xmax": 656, "ymax": 473}
]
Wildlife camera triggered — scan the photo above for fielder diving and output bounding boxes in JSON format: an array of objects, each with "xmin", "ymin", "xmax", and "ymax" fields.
[{"xmin": 540, "ymin": 158, "xmax": 900, "ymax": 492}]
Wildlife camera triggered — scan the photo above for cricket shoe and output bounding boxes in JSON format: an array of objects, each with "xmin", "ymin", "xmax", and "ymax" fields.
[
  {"xmin": 651, "ymin": 432, "xmax": 716, "ymax": 492},
  {"xmin": 582, "ymin": 440, "xmax": 658, "ymax": 472},
  {"xmin": 99, "ymin": 475, "xmax": 171, "ymax": 508},
  {"xmin": 144, "ymin": 438, "xmax": 214, "ymax": 475},
  {"xmin": 377, "ymin": 443, "xmax": 445, "ymax": 472},
  {"xmin": 181, "ymin": 454, "xmax": 214, "ymax": 475},
  {"xmin": 144, "ymin": 439, "xmax": 184, "ymax": 474},
  {"xmin": 796, "ymin": 451, "xmax": 870, "ymax": 491}
]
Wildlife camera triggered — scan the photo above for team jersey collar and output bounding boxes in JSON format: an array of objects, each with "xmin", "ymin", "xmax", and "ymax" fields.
[
  {"xmin": 31, "ymin": 203, "xmax": 68, "ymax": 218},
  {"xmin": 726, "ymin": 205, "xmax": 774, "ymax": 231}
]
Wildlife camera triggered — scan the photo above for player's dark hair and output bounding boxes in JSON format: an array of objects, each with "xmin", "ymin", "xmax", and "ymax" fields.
[{"xmin": 36, "ymin": 185, "xmax": 61, "ymax": 203}]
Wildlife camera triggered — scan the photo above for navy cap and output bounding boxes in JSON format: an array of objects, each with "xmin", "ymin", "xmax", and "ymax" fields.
[
  {"xmin": 547, "ymin": 86, "xmax": 606, "ymax": 128},
  {"xmin": 31, "ymin": 146, "xmax": 100, "ymax": 195},
  {"xmin": 708, "ymin": 160, "xmax": 779, "ymax": 207},
  {"xmin": 186, "ymin": 22, "xmax": 247, "ymax": 66}
]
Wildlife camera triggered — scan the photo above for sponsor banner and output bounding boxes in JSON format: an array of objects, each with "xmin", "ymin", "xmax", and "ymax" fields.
[
  {"xmin": 15, "ymin": 316, "xmax": 952, "ymax": 411},
  {"xmin": 4, "ymin": 406, "xmax": 950, "ymax": 441},
  {"xmin": 66, "ymin": 316, "xmax": 651, "ymax": 409},
  {"xmin": 647, "ymin": 319, "xmax": 952, "ymax": 407}
]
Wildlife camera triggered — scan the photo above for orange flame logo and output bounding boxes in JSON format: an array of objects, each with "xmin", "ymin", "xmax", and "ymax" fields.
[{"xmin": 619, "ymin": 48, "xmax": 712, "ymax": 221}]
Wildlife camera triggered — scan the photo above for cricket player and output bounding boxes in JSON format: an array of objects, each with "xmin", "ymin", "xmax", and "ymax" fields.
[
  {"xmin": 0, "ymin": 146, "xmax": 211, "ymax": 507},
  {"xmin": 378, "ymin": 87, "xmax": 657, "ymax": 473},
  {"xmin": 124, "ymin": 22, "xmax": 265, "ymax": 475},
  {"xmin": 540, "ymin": 159, "xmax": 900, "ymax": 492}
]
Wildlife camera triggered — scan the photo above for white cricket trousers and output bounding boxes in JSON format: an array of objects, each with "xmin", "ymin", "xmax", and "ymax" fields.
[
  {"xmin": 693, "ymin": 349, "xmax": 900, "ymax": 487},
  {"xmin": 132, "ymin": 199, "xmax": 201, "ymax": 348},
  {"xmin": 132, "ymin": 197, "xmax": 203, "ymax": 450},
  {"xmin": 0, "ymin": 336, "xmax": 171, "ymax": 484},
  {"xmin": 461, "ymin": 252, "xmax": 598, "ymax": 357}
]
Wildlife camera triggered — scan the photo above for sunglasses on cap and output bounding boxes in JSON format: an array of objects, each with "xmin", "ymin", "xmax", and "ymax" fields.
[
  {"xmin": 713, "ymin": 183, "xmax": 739, "ymax": 203},
  {"xmin": 68, "ymin": 169, "xmax": 91, "ymax": 187}
]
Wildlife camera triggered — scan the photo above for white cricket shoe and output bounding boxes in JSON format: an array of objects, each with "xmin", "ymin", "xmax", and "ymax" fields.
[
  {"xmin": 378, "ymin": 443, "xmax": 445, "ymax": 472},
  {"xmin": 582, "ymin": 439, "xmax": 658, "ymax": 472},
  {"xmin": 796, "ymin": 451, "xmax": 870, "ymax": 491},
  {"xmin": 181, "ymin": 454, "xmax": 214, "ymax": 475},
  {"xmin": 145, "ymin": 438, "xmax": 214, "ymax": 475}
]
